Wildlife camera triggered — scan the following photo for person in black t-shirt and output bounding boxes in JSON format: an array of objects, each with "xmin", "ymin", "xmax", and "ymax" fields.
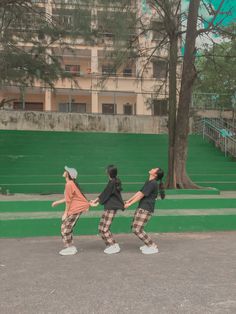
[
  {"xmin": 125, "ymin": 167, "xmax": 165, "ymax": 255},
  {"xmin": 90, "ymin": 165, "xmax": 124, "ymax": 255}
]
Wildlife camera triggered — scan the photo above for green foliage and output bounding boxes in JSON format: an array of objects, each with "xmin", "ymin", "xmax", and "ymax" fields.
[
  {"xmin": 0, "ymin": 0, "xmax": 94, "ymax": 88},
  {"xmin": 52, "ymin": 7, "xmax": 92, "ymax": 40},
  {"xmin": 194, "ymin": 27, "xmax": 236, "ymax": 109}
]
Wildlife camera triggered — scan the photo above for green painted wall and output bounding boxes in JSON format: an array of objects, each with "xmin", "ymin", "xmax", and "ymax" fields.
[{"xmin": 1, "ymin": 215, "xmax": 236, "ymax": 238}]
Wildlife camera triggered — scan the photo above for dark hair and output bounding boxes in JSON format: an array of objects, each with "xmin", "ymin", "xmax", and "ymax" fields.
[
  {"xmin": 107, "ymin": 164, "xmax": 122, "ymax": 192},
  {"xmin": 107, "ymin": 165, "xmax": 117, "ymax": 178},
  {"xmin": 156, "ymin": 168, "xmax": 165, "ymax": 200},
  {"xmin": 67, "ymin": 173, "xmax": 87, "ymax": 199}
]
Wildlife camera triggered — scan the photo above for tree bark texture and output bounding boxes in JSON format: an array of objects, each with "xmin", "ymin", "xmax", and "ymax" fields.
[
  {"xmin": 166, "ymin": 35, "xmax": 178, "ymax": 188},
  {"xmin": 174, "ymin": 0, "xmax": 201, "ymax": 188}
]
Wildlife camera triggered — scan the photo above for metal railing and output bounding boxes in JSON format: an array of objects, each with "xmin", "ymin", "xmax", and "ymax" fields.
[{"xmin": 201, "ymin": 118, "xmax": 236, "ymax": 157}]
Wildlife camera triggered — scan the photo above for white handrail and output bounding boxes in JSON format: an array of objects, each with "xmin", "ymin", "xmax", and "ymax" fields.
[{"xmin": 202, "ymin": 118, "xmax": 236, "ymax": 157}]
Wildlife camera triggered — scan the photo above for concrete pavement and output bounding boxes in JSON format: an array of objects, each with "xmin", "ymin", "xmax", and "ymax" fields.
[{"xmin": 1, "ymin": 232, "xmax": 236, "ymax": 314}]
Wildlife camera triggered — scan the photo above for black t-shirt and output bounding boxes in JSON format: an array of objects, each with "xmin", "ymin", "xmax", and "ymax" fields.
[
  {"xmin": 138, "ymin": 179, "xmax": 158, "ymax": 212},
  {"xmin": 99, "ymin": 179, "xmax": 124, "ymax": 210}
]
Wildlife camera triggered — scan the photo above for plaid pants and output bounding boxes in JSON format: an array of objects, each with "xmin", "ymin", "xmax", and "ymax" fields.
[
  {"xmin": 132, "ymin": 208, "xmax": 154, "ymax": 246},
  {"xmin": 61, "ymin": 213, "xmax": 81, "ymax": 246},
  {"xmin": 98, "ymin": 210, "xmax": 117, "ymax": 246}
]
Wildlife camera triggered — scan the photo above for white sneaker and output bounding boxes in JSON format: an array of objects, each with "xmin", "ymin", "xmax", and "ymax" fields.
[
  {"xmin": 59, "ymin": 246, "xmax": 77, "ymax": 256},
  {"xmin": 104, "ymin": 243, "xmax": 120, "ymax": 254},
  {"xmin": 140, "ymin": 245, "xmax": 148, "ymax": 251},
  {"xmin": 142, "ymin": 245, "xmax": 159, "ymax": 255}
]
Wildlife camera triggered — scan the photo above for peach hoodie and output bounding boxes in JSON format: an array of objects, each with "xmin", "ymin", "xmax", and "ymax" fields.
[{"xmin": 64, "ymin": 180, "xmax": 89, "ymax": 215}]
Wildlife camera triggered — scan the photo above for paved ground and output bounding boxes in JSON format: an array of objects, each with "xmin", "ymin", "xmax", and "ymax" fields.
[{"xmin": 1, "ymin": 232, "xmax": 236, "ymax": 314}]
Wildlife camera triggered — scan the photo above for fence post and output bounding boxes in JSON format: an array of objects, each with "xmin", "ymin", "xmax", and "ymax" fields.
[
  {"xmin": 224, "ymin": 137, "xmax": 227, "ymax": 157},
  {"xmin": 203, "ymin": 118, "xmax": 205, "ymax": 139}
]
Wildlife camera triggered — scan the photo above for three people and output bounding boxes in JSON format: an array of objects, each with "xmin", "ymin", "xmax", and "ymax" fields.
[{"xmin": 52, "ymin": 165, "xmax": 165, "ymax": 256}]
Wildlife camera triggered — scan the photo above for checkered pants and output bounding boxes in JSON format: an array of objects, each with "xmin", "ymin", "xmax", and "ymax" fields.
[
  {"xmin": 61, "ymin": 213, "xmax": 81, "ymax": 246},
  {"xmin": 98, "ymin": 210, "xmax": 117, "ymax": 246},
  {"xmin": 132, "ymin": 208, "xmax": 154, "ymax": 246}
]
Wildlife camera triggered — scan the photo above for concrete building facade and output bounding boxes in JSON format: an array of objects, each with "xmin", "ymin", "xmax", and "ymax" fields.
[{"xmin": 0, "ymin": 0, "xmax": 170, "ymax": 116}]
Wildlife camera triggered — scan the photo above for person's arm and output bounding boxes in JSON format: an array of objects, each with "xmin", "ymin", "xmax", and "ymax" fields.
[
  {"xmin": 51, "ymin": 198, "xmax": 65, "ymax": 207},
  {"xmin": 52, "ymin": 197, "xmax": 69, "ymax": 221},
  {"xmin": 126, "ymin": 191, "xmax": 142, "ymax": 203},
  {"xmin": 125, "ymin": 191, "xmax": 144, "ymax": 208}
]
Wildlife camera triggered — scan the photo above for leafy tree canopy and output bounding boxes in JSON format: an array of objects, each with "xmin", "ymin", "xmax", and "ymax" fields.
[
  {"xmin": 0, "ymin": 0, "xmax": 93, "ymax": 88},
  {"xmin": 194, "ymin": 23, "xmax": 236, "ymax": 108}
]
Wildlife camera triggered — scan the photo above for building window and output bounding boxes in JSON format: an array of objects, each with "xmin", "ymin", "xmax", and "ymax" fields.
[
  {"xmin": 153, "ymin": 99, "xmax": 168, "ymax": 116},
  {"xmin": 65, "ymin": 65, "xmax": 80, "ymax": 76},
  {"xmin": 124, "ymin": 104, "xmax": 133, "ymax": 115},
  {"xmin": 72, "ymin": 103, "xmax": 86, "ymax": 113},
  {"xmin": 59, "ymin": 102, "xmax": 86, "ymax": 113},
  {"xmin": 97, "ymin": 11, "xmax": 114, "ymax": 38},
  {"xmin": 52, "ymin": 8, "xmax": 91, "ymax": 31},
  {"xmin": 123, "ymin": 68, "xmax": 132, "ymax": 77},
  {"xmin": 97, "ymin": 9, "xmax": 134, "ymax": 39},
  {"xmin": 102, "ymin": 65, "xmax": 115, "ymax": 76},
  {"xmin": 153, "ymin": 60, "xmax": 168, "ymax": 79},
  {"xmin": 59, "ymin": 103, "xmax": 69, "ymax": 112},
  {"xmin": 13, "ymin": 102, "xmax": 43, "ymax": 111},
  {"xmin": 102, "ymin": 103, "xmax": 115, "ymax": 114}
]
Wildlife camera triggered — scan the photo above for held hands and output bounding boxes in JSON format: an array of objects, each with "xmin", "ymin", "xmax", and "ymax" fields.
[
  {"xmin": 89, "ymin": 200, "xmax": 99, "ymax": 207},
  {"xmin": 124, "ymin": 201, "xmax": 131, "ymax": 209}
]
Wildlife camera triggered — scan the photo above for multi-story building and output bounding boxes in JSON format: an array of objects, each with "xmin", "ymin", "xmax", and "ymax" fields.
[{"xmin": 0, "ymin": 0, "xmax": 169, "ymax": 116}]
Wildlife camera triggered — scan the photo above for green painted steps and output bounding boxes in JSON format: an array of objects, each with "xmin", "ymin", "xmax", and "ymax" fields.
[
  {"xmin": 1, "ymin": 198, "xmax": 236, "ymax": 237},
  {"xmin": 1, "ymin": 198, "xmax": 236, "ymax": 212},
  {"xmin": 1, "ymin": 130, "xmax": 235, "ymax": 193}
]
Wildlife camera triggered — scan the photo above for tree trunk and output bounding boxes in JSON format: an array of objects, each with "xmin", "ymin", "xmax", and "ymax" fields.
[
  {"xmin": 166, "ymin": 35, "xmax": 178, "ymax": 188},
  {"xmin": 174, "ymin": 0, "xmax": 201, "ymax": 188}
]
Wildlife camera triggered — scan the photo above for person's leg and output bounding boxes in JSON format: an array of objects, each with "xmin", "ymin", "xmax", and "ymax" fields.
[
  {"xmin": 132, "ymin": 208, "xmax": 156, "ymax": 247},
  {"xmin": 98, "ymin": 210, "xmax": 116, "ymax": 246},
  {"xmin": 60, "ymin": 213, "xmax": 81, "ymax": 255},
  {"xmin": 98, "ymin": 210, "xmax": 120, "ymax": 254}
]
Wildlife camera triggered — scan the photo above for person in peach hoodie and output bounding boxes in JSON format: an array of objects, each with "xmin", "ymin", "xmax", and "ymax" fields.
[{"xmin": 52, "ymin": 166, "xmax": 89, "ymax": 256}]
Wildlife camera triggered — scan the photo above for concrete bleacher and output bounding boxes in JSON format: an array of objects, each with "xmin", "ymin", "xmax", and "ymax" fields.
[
  {"xmin": 0, "ymin": 130, "xmax": 235, "ymax": 193},
  {"xmin": 0, "ymin": 130, "xmax": 235, "ymax": 237}
]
